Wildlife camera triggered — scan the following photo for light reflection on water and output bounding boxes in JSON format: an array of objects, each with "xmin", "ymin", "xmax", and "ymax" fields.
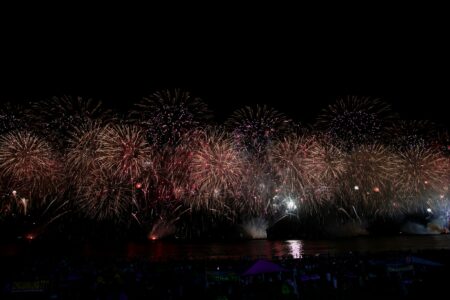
[
  {"xmin": 287, "ymin": 240, "xmax": 303, "ymax": 259},
  {"xmin": 126, "ymin": 235, "xmax": 450, "ymax": 261}
]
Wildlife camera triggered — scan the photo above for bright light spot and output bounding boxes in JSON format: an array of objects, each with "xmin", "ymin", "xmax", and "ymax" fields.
[
  {"xmin": 135, "ymin": 182, "xmax": 142, "ymax": 189},
  {"xmin": 287, "ymin": 240, "xmax": 303, "ymax": 259},
  {"xmin": 440, "ymin": 195, "xmax": 445, "ymax": 199},
  {"xmin": 424, "ymin": 180, "xmax": 429, "ymax": 185},
  {"xmin": 373, "ymin": 187, "xmax": 380, "ymax": 193},
  {"xmin": 285, "ymin": 198, "xmax": 297, "ymax": 211},
  {"xmin": 150, "ymin": 235, "xmax": 157, "ymax": 240},
  {"xmin": 427, "ymin": 208, "xmax": 432, "ymax": 213},
  {"xmin": 25, "ymin": 233, "xmax": 34, "ymax": 240},
  {"xmin": 354, "ymin": 185, "xmax": 359, "ymax": 190},
  {"xmin": 12, "ymin": 190, "xmax": 17, "ymax": 196}
]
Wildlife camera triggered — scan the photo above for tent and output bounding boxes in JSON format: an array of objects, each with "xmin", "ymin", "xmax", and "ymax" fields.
[
  {"xmin": 409, "ymin": 256, "xmax": 443, "ymax": 267},
  {"xmin": 370, "ymin": 256, "xmax": 443, "ymax": 267},
  {"xmin": 242, "ymin": 259, "xmax": 288, "ymax": 276}
]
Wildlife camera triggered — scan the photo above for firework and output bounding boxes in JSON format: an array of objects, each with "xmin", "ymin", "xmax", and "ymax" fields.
[
  {"xmin": 177, "ymin": 128, "xmax": 247, "ymax": 214},
  {"xmin": 66, "ymin": 123, "xmax": 158, "ymax": 221},
  {"xmin": 1, "ymin": 91, "xmax": 449, "ymax": 236},
  {"xmin": 0, "ymin": 102, "xmax": 27, "ymax": 134},
  {"xmin": 306, "ymin": 133, "xmax": 347, "ymax": 195},
  {"xmin": 65, "ymin": 121, "xmax": 104, "ymax": 187},
  {"xmin": 239, "ymin": 156, "xmax": 277, "ymax": 217},
  {"xmin": 97, "ymin": 124, "xmax": 156, "ymax": 182},
  {"xmin": 75, "ymin": 168, "xmax": 132, "ymax": 221},
  {"xmin": 131, "ymin": 89, "xmax": 212, "ymax": 147},
  {"xmin": 268, "ymin": 134, "xmax": 345, "ymax": 215},
  {"xmin": 392, "ymin": 145, "xmax": 450, "ymax": 213},
  {"xmin": 315, "ymin": 96, "xmax": 394, "ymax": 150},
  {"xmin": 386, "ymin": 119, "xmax": 438, "ymax": 150},
  {"xmin": 26, "ymin": 95, "xmax": 111, "ymax": 150},
  {"xmin": 339, "ymin": 144, "xmax": 399, "ymax": 217},
  {"xmin": 167, "ymin": 130, "xmax": 204, "ymax": 204},
  {"xmin": 226, "ymin": 104, "xmax": 292, "ymax": 154},
  {"xmin": 0, "ymin": 131, "xmax": 61, "ymax": 208},
  {"xmin": 148, "ymin": 205, "xmax": 190, "ymax": 240}
]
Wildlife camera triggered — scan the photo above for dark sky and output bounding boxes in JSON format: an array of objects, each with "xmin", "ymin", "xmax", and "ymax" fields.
[{"xmin": 1, "ymin": 12, "xmax": 449, "ymax": 127}]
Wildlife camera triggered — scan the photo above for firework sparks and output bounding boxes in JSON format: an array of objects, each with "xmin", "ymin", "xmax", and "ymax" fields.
[
  {"xmin": 315, "ymin": 96, "xmax": 394, "ymax": 150},
  {"xmin": 131, "ymin": 89, "xmax": 212, "ymax": 147},
  {"xmin": 339, "ymin": 144, "xmax": 399, "ymax": 217},
  {"xmin": 0, "ymin": 102, "xmax": 27, "ymax": 134},
  {"xmin": 268, "ymin": 134, "xmax": 345, "ymax": 215},
  {"xmin": 392, "ymin": 145, "xmax": 450, "ymax": 213},
  {"xmin": 25, "ymin": 95, "xmax": 111, "ymax": 150},
  {"xmin": 226, "ymin": 104, "xmax": 292, "ymax": 155},
  {"xmin": 97, "ymin": 124, "xmax": 155, "ymax": 181},
  {"xmin": 177, "ymin": 129, "xmax": 247, "ymax": 214},
  {"xmin": 0, "ymin": 131, "xmax": 61, "ymax": 208}
]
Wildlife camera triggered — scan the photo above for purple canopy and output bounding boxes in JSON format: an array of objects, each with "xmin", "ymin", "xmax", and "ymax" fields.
[{"xmin": 242, "ymin": 259, "xmax": 288, "ymax": 276}]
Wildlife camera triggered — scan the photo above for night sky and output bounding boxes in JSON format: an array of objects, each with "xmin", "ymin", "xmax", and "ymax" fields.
[{"xmin": 1, "ymin": 13, "xmax": 448, "ymax": 128}]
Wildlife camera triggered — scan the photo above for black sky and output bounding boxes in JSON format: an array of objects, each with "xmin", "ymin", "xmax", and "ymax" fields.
[{"xmin": 1, "ymin": 10, "xmax": 449, "ymax": 127}]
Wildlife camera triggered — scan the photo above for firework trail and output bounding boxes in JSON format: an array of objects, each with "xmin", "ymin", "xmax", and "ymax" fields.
[{"xmin": 148, "ymin": 205, "xmax": 190, "ymax": 240}]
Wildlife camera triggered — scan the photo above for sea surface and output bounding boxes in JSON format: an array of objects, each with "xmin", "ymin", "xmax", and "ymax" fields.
[{"xmin": 2, "ymin": 234, "xmax": 450, "ymax": 261}]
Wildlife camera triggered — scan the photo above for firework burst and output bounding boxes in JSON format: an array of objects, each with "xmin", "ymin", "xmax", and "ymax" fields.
[
  {"xmin": 392, "ymin": 145, "xmax": 450, "ymax": 213},
  {"xmin": 339, "ymin": 144, "xmax": 399, "ymax": 217},
  {"xmin": 178, "ymin": 129, "xmax": 247, "ymax": 214},
  {"xmin": 386, "ymin": 120, "xmax": 438, "ymax": 150},
  {"xmin": 75, "ymin": 168, "xmax": 133, "ymax": 221},
  {"xmin": 239, "ymin": 157, "xmax": 277, "ymax": 217},
  {"xmin": 268, "ymin": 134, "xmax": 344, "ymax": 216},
  {"xmin": 131, "ymin": 89, "xmax": 212, "ymax": 147},
  {"xmin": 315, "ymin": 96, "xmax": 394, "ymax": 150},
  {"xmin": 0, "ymin": 102, "xmax": 27, "ymax": 134},
  {"xmin": 226, "ymin": 104, "xmax": 292, "ymax": 155},
  {"xmin": 65, "ymin": 121, "xmax": 104, "ymax": 187},
  {"xmin": 0, "ymin": 131, "xmax": 61, "ymax": 208},
  {"xmin": 97, "ymin": 124, "xmax": 156, "ymax": 183},
  {"xmin": 26, "ymin": 95, "xmax": 111, "ymax": 150}
]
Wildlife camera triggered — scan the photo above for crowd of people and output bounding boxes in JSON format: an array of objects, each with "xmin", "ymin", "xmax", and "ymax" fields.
[{"xmin": 1, "ymin": 246, "xmax": 449, "ymax": 299}]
